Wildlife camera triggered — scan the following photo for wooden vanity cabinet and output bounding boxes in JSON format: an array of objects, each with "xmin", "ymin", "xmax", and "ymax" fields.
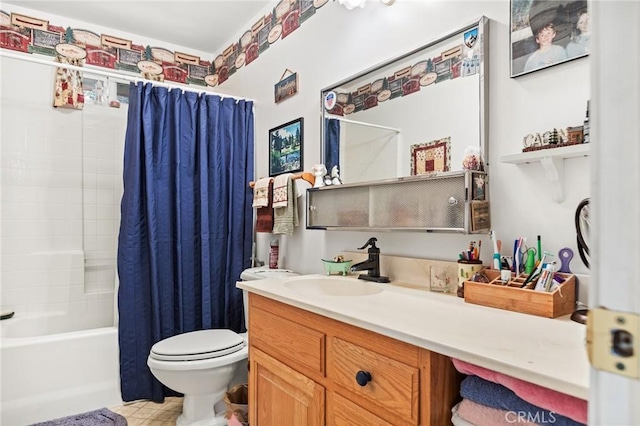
[{"xmin": 248, "ymin": 293, "xmax": 461, "ymax": 426}]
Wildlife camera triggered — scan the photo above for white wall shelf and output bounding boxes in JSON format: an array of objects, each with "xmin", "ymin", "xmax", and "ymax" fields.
[
  {"xmin": 500, "ymin": 143, "xmax": 590, "ymax": 164},
  {"xmin": 500, "ymin": 144, "xmax": 590, "ymax": 203}
]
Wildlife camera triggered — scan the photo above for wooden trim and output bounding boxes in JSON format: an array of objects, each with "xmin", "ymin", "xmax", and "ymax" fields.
[
  {"xmin": 249, "ymin": 171, "xmax": 314, "ymax": 188},
  {"xmin": 419, "ymin": 349, "xmax": 462, "ymax": 426}
]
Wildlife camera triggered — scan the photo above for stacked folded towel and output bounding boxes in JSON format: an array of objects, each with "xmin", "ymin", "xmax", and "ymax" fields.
[
  {"xmin": 272, "ymin": 173, "xmax": 300, "ymax": 235},
  {"xmin": 451, "ymin": 402, "xmax": 475, "ymax": 426},
  {"xmin": 458, "ymin": 375, "xmax": 585, "ymax": 426},
  {"xmin": 452, "ymin": 358, "xmax": 587, "ymax": 424},
  {"xmin": 452, "ymin": 399, "xmax": 538, "ymax": 426}
]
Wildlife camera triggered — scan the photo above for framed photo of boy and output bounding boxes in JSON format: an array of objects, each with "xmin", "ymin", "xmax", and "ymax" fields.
[
  {"xmin": 269, "ymin": 117, "xmax": 304, "ymax": 177},
  {"xmin": 510, "ymin": 0, "xmax": 589, "ymax": 78}
]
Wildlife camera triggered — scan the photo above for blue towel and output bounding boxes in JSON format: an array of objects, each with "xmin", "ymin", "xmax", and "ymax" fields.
[{"xmin": 461, "ymin": 375, "xmax": 585, "ymax": 426}]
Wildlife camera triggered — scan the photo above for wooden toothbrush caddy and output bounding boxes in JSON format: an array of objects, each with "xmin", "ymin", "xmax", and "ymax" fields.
[{"xmin": 463, "ymin": 270, "xmax": 576, "ymax": 318}]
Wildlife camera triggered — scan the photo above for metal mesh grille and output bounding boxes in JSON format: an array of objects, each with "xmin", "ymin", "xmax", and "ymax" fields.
[
  {"xmin": 308, "ymin": 186, "xmax": 370, "ymax": 228},
  {"xmin": 370, "ymin": 176, "xmax": 465, "ymax": 229},
  {"xmin": 306, "ymin": 172, "xmax": 480, "ymax": 232}
]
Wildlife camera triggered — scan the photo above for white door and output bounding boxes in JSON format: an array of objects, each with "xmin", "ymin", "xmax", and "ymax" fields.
[{"xmin": 591, "ymin": 1, "xmax": 640, "ymax": 424}]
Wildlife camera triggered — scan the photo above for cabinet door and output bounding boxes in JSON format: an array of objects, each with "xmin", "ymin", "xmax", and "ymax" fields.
[
  {"xmin": 327, "ymin": 392, "xmax": 392, "ymax": 426},
  {"xmin": 250, "ymin": 347, "xmax": 324, "ymax": 426}
]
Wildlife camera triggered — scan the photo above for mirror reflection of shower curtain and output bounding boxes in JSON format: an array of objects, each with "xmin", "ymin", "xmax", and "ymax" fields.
[{"xmin": 324, "ymin": 118, "xmax": 341, "ymax": 172}]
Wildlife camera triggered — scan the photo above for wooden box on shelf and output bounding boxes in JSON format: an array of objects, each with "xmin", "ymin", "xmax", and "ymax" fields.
[{"xmin": 463, "ymin": 269, "xmax": 576, "ymax": 318}]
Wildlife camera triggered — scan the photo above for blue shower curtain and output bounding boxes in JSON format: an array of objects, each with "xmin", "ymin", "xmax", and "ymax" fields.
[
  {"xmin": 324, "ymin": 118, "xmax": 340, "ymax": 172},
  {"xmin": 117, "ymin": 82, "xmax": 254, "ymax": 402}
]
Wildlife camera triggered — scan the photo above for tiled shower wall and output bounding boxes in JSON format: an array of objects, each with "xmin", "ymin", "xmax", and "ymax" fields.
[{"xmin": 1, "ymin": 57, "xmax": 127, "ymax": 328}]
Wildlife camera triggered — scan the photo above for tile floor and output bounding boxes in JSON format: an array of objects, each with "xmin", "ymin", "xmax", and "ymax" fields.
[{"xmin": 109, "ymin": 396, "xmax": 183, "ymax": 425}]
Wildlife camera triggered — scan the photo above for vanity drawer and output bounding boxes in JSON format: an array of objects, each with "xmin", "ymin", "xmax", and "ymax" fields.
[
  {"xmin": 327, "ymin": 391, "xmax": 393, "ymax": 426},
  {"xmin": 328, "ymin": 336, "xmax": 419, "ymax": 424},
  {"xmin": 249, "ymin": 304, "xmax": 325, "ymax": 378}
]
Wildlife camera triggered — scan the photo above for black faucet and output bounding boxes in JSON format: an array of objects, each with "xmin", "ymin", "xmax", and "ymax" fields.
[{"xmin": 350, "ymin": 237, "xmax": 390, "ymax": 283}]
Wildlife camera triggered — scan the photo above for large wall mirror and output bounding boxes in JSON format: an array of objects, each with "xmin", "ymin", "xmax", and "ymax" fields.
[{"xmin": 321, "ymin": 17, "xmax": 489, "ymax": 185}]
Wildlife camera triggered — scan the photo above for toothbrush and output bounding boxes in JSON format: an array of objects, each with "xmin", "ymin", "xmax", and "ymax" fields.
[
  {"xmin": 514, "ymin": 237, "xmax": 526, "ymax": 275},
  {"xmin": 490, "ymin": 230, "xmax": 500, "ymax": 269}
]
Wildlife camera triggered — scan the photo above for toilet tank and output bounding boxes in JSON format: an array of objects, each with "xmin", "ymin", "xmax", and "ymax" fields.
[{"xmin": 240, "ymin": 267, "xmax": 299, "ymax": 329}]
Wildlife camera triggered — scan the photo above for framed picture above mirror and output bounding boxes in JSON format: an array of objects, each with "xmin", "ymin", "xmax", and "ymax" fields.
[{"xmin": 510, "ymin": 0, "xmax": 589, "ymax": 77}]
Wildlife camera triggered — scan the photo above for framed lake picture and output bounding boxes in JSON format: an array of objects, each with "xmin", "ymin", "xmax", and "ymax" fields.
[
  {"xmin": 269, "ymin": 117, "xmax": 303, "ymax": 176},
  {"xmin": 510, "ymin": 0, "xmax": 589, "ymax": 77}
]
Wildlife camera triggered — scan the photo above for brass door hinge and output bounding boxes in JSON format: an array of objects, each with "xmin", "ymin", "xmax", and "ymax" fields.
[{"xmin": 587, "ymin": 308, "xmax": 639, "ymax": 379}]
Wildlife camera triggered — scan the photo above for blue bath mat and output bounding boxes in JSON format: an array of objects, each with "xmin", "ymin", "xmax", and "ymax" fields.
[{"xmin": 30, "ymin": 408, "xmax": 127, "ymax": 426}]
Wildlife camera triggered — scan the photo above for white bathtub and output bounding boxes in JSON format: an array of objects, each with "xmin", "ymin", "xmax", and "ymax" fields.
[{"xmin": 0, "ymin": 312, "xmax": 123, "ymax": 425}]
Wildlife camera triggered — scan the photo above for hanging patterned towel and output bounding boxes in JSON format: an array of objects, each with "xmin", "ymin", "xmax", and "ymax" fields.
[
  {"xmin": 53, "ymin": 55, "xmax": 85, "ymax": 110},
  {"xmin": 255, "ymin": 180, "xmax": 274, "ymax": 233},
  {"xmin": 272, "ymin": 173, "xmax": 293, "ymax": 208},
  {"xmin": 252, "ymin": 177, "xmax": 272, "ymax": 208},
  {"xmin": 273, "ymin": 175, "xmax": 299, "ymax": 235}
]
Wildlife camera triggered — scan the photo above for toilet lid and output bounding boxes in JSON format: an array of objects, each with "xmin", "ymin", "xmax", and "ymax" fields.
[
  {"xmin": 240, "ymin": 267, "xmax": 299, "ymax": 281},
  {"xmin": 150, "ymin": 329, "xmax": 245, "ymax": 361}
]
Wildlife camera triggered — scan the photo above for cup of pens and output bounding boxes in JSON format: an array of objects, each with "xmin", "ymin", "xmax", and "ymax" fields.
[
  {"xmin": 457, "ymin": 259, "xmax": 484, "ymax": 288},
  {"xmin": 455, "ymin": 241, "xmax": 483, "ymax": 296}
]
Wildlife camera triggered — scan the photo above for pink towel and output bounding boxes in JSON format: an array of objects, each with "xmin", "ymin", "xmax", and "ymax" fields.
[
  {"xmin": 457, "ymin": 399, "xmax": 537, "ymax": 426},
  {"xmin": 452, "ymin": 358, "xmax": 587, "ymax": 424},
  {"xmin": 451, "ymin": 402, "xmax": 475, "ymax": 426}
]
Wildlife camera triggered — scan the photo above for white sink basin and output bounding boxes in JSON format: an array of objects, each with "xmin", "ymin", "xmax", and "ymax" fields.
[{"xmin": 283, "ymin": 276, "xmax": 384, "ymax": 297}]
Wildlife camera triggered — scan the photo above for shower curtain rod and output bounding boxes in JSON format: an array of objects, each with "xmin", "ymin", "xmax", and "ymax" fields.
[
  {"xmin": 325, "ymin": 114, "xmax": 401, "ymax": 133},
  {"xmin": 0, "ymin": 50, "xmax": 256, "ymax": 103}
]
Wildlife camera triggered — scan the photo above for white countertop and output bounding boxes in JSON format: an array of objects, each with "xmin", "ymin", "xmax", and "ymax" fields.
[{"xmin": 238, "ymin": 274, "xmax": 589, "ymax": 400}]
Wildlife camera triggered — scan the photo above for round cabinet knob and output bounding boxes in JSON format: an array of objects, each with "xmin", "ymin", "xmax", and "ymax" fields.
[
  {"xmin": 448, "ymin": 196, "xmax": 459, "ymax": 206},
  {"xmin": 355, "ymin": 370, "xmax": 372, "ymax": 387}
]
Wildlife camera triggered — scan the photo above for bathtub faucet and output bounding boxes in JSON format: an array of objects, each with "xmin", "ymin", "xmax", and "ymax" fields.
[{"xmin": 350, "ymin": 237, "xmax": 389, "ymax": 283}]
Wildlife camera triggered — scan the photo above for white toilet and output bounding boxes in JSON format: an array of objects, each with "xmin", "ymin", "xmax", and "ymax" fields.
[{"xmin": 147, "ymin": 266, "xmax": 299, "ymax": 426}]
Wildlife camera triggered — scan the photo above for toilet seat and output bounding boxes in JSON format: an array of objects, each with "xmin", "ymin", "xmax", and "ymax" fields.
[{"xmin": 150, "ymin": 329, "xmax": 245, "ymax": 362}]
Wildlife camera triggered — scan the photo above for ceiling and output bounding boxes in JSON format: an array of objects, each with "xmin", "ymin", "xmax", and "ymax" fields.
[{"xmin": 3, "ymin": 1, "xmax": 271, "ymax": 54}]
